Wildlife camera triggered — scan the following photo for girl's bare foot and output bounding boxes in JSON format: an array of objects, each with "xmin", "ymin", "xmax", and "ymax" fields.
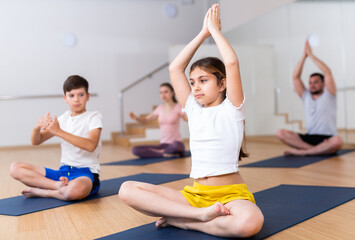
[
  {"xmin": 156, "ymin": 217, "xmax": 168, "ymax": 228},
  {"xmin": 201, "ymin": 202, "xmax": 230, "ymax": 222},
  {"xmin": 156, "ymin": 201, "xmax": 230, "ymax": 228},
  {"xmin": 156, "ymin": 217, "xmax": 191, "ymax": 229}
]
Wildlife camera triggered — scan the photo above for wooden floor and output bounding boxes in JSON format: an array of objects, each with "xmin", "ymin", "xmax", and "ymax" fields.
[{"xmin": 1, "ymin": 138, "xmax": 355, "ymax": 240}]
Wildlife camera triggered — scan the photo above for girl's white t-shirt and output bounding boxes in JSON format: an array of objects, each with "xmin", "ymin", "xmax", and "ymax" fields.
[{"xmin": 183, "ymin": 94, "xmax": 245, "ymax": 179}]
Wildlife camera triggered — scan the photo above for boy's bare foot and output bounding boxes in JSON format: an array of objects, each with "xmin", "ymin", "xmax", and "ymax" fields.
[
  {"xmin": 52, "ymin": 177, "xmax": 69, "ymax": 190},
  {"xmin": 21, "ymin": 187, "xmax": 45, "ymax": 198},
  {"xmin": 59, "ymin": 176, "xmax": 69, "ymax": 186}
]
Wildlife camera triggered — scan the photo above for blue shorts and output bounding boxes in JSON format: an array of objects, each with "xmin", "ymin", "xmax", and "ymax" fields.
[{"xmin": 45, "ymin": 165, "xmax": 100, "ymax": 197}]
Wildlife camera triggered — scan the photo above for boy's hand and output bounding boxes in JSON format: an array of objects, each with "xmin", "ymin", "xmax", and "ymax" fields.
[
  {"xmin": 35, "ymin": 112, "xmax": 52, "ymax": 131},
  {"xmin": 46, "ymin": 115, "xmax": 61, "ymax": 135}
]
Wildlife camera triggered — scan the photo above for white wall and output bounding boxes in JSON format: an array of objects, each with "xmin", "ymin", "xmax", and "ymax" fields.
[
  {"xmin": 225, "ymin": 1, "xmax": 355, "ymax": 137},
  {"xmin": 0, "ymin": 0, "xmax": 210, "ymax": 147},
  {"xmin": 220, "ymin": 0, "xmax": 295, "ymax": 32}
]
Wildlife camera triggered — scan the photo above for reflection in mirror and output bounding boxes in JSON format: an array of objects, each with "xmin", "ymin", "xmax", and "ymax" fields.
[{"xmin": 225, "ymin": 0, "xmax": 355, "ymax": 145}]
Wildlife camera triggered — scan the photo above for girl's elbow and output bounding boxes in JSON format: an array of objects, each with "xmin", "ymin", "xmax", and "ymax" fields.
[
  {"xmin": 225, "ymin": 59, "xmax": 239, "ymax": 68},
  {"xmin": 169, "ymin": 62, "xmax": 179, "ymax": 71},
  {"xmin": 169, "ymin": 64, "xmax": 184, "ymax": 74}
]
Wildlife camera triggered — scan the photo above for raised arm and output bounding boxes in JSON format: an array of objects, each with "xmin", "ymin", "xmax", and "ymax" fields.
[
  {"xmin": 169, "ymin": 10, "xmax": 211, "ymax": 108},
  {"xmin": 291, "ymin": 41, "xmax": 320, "ymax": 98},
  {"xmin": 292, "ymin": 50, "xmax": 307, "ymax": 98},
  {"xmin": 305, "ymin": 41, "xmax": 336, "ymax": 95},
  {"xmin": 207, "ymin": 4, "xmax": 243, "ymax": 107}
]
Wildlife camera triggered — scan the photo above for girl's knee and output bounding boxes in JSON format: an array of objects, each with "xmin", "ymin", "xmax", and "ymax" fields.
[
  {"xmin": 118, "ymin": 181, "xmax": 137, "ymax": 204},
  {"xmin": 228, "ymin": 208, "xmax": 264, "ymax": 238},
  {"xmin": 237, "ymin": 210, "xmax": 264, "ymax": 237}
]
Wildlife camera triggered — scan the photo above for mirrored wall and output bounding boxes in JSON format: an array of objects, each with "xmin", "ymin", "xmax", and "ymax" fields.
[{"xmin": 225, "ymin": 0, "xmax": 355, "ymax": 144}]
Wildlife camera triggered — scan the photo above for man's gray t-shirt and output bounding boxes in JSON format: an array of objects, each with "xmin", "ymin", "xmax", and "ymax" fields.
[{"xmin": 302, "ymin": 88, "xmax": 337, "ymax": 136}]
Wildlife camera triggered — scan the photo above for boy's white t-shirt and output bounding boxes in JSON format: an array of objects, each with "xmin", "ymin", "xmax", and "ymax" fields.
[
  {"xmin": 58, "ymin": 111, "xmax": 103, "ymax": 174},
  {"xmin": 183, "ymin": 94, "xmax": 245, "ymax": 179}
]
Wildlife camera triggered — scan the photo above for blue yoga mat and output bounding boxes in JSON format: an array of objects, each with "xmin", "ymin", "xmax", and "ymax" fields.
[
  {"xmin": 241, "ymin": 149, "xmax": 354, "ymax": 168},
  {"xmin": 0, "ymin": 173, "xmax": 188, "ymax": 216},
  {"xmin": 96, "ymin": 184, "xmax": 355, "ymax": 240},
  {"xmin": 102, "ymin": 151, "xmax": 191, "ymax": 166}
]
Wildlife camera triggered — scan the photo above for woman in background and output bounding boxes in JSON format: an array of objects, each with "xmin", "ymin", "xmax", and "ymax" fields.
[{"xmin": 129, "ymin": 82, "xmax": 187, "ymax": 158}]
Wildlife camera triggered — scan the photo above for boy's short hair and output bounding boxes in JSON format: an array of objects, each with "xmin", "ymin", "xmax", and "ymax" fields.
[{"xmin": 63, "ymin": 75, "xmax": 89, "ymax": 94}]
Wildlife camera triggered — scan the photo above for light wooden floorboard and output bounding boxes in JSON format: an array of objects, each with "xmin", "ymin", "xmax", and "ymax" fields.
[{"xmin": 0, "ymin": 139, "xmax": 354, "ymax": 239}]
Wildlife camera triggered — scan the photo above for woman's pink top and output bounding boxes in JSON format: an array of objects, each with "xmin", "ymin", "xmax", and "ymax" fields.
[{"xmin": 153, "ymin": 103, "xmax": 185, "ymax": 144}]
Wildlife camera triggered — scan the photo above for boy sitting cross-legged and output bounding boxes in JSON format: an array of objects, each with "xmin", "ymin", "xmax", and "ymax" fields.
[{"xmin": 10, "ymin": 75, "xmax": 103, "ymax": 201}]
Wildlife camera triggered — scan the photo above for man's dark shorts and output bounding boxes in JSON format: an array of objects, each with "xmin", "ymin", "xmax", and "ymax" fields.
[
  {"xmin": 298, "ymin": 133, "xmax": 332, "ymax": 146},
  {"xmin": 45, "ymin": 165, "xmax": 100, "ymax": 197}
]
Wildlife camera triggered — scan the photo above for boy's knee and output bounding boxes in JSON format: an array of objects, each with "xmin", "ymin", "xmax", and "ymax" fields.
[
  {"xmin": 63, "ymin": 185, "xmax": 89, "ymax": 201},
  {"xmin": 62, "ymin": 191, "xmax": 79, "ymax": 201},
  {"xmin": 10, "ymin": 162, "xmax": 23, "ymax": 179}
]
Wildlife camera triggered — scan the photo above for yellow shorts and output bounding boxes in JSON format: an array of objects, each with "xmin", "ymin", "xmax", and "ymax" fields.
[{"xmin": 180, "ymin": 181, "xmax": 255, "ymax": 208}]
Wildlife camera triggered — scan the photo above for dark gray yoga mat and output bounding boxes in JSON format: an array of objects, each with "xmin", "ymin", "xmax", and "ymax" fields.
[
  {"xmin": 241, "ymin": 149, "xmax": 354, "ymax": 168},
  {"xmin": 0, "ymin": 173, "xmax": 189, "ymax": 216},
  {"xmin": 102, "ymin": 151, "xmax": 191, "ymax": 166},
  {"xmin": 96, "ymin": 184, "xmax": 355, "ymax": 240}
]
